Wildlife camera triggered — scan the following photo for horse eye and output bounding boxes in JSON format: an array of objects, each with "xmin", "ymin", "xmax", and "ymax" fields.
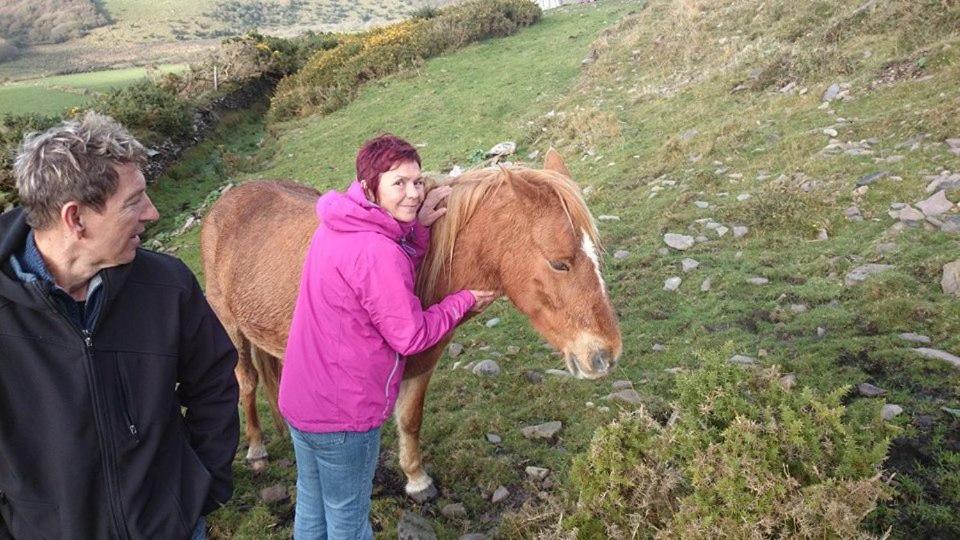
[{"xmin": 549, "ymin": 260, "xmax": 570, "ymax": 272}]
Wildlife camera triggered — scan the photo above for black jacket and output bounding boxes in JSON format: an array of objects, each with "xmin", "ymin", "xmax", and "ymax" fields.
[{"xmin": 0, "ymin": 208, "xmax": 239, "ymax": 539}]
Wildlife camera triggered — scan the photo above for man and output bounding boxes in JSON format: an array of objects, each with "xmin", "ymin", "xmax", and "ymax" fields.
[{"xmin": 0, "ymin": 112, "xmax": 239, "ymax": 539}]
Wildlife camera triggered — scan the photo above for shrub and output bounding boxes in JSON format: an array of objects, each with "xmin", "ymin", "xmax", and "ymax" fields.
[
  {"xmin": 0, "ymin": 38, "xmax": 19, "ymax": 62},
  {"xmin": 269, "ymin": 0, "xmax": 542, "ymax": 120},
  {"xmin": 0, "ymin": 113, "xmax": 62, "ymax": 207},
  {"xmin": 569, "ymin": 350, "xmax": 892, "ymax": 538},
  {"xmin": 92, "ymin": 82, "xmax": 193, "ymax": 141}
]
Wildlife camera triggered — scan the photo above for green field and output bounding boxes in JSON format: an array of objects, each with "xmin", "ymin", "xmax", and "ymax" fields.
[
  {"xmin": 144, "ymin": 0, "xmax": 960, "ymax": 537},
  {"xmin": 0, "ymin": 65, "xmax": 186, "ymax": 116}
]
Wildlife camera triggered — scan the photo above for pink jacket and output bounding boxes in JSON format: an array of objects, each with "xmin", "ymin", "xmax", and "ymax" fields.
[{"xmin": 279, "ymin": 181, "xmax": 475, "ymax": 433}]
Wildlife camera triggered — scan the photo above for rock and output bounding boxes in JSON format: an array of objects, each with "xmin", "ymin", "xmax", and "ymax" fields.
[
  {"xmin": 817, "ymin": 326, "xmax": 827, "ymax": 338},
  {"xmin": 472, "ymin": 360, "xmax": 501, "ymax": 377},
  {"xmin": 524, "ymin": 370, "xmax": 545, "ymax": 384},
  {"xmin": 733, "ymin": 226, "xmax": 749, "ymax": 238},
  {"xmin": 857, "ymin": 383, "xmax": 887, "ymax": 397},
  {"xmin": 545, "ymin": 369, "xmax": 573, "ymax": 378},
  {"xmin": 398, "ymin": 511, "xmax": 437, "ymax": 540},
  {"xmin": 486, "ymin": 433, "xmax": 502, "ymax": 444},
  {"xmin": 664, "ymin": 233, "xmax": 695, "ymax": 250},
  {"xmin": 700, "ymin": 278, "xmax": 712, "ymax": 292},
  {"xmin": 844, "ymin": 264, "xmax": 895, "ymax": 286},
  {"xmin": 652, "ymin": 343, "xmax": 667, "ymax": 352},
  {"xmin": 521, "ymin": 421, "xmax": 562, "ymax": 440},
  {"xmin": 487, "ymin": 141, "xmax": 516, "ymax": 157},
  {"xmin": 485, "ymin": 318, "xmax": 500, "ymax": 328},
  {"xmin": 612, "ymin": 380, "xmax": 633, "ymax": 390},
  {"xmin": 657, "ymin": 247, "xmax": 671, "ymax": 256},
  {"xmin": 940, "ymin": 215, "xmax": 960, "ymax": 233},
  {"xmin": 779, "ymin": 373, "xmax": 797, "ymax": 390},
  {"xmin": 875, "ymin": 242, "xmax": 898, "ymax": 254},
  {"xmin": 857, "ymin": 171, "xmax": 889, "ymax": 186},
  {"xmin": 943, "ymin": 260, "xmax": 960, "ymax": 296},
  {"xmin": 506, "ymin": 345, "xmax": 520, "ymax": 355},
  {"xmin": 728, "ymin": 354, "xmax": 756, "ymax": 365},
  {"xmin": 613, "ymin": 250, "xmax": 630, "ymax": 259},
  {"xmin": 898, "ymin": 333, "xmax": 931, "ymax": 344},
  {"xmin": 789, "ymin": 304, "xmax": 809, "ymax": 314},
  {"xmin": 441, "ymin": 503, "xmax": 467, "ymax": 519},
  {"xmin": 925, "ymin": 172, "xmax": 960, "ymax": 194},
  {"xmin": 597, "ymin": 215, "xmax": 621, "ymax": 222},
  {"xmin": 491, "ymin": 486, "xmax": 510, "ymax": 503},
  {"xmin": 737, "ymin": 193, "xmax": 752, "ymax": 202},
  {"xmin": 525, "ymin": 466, "xmax": 550, "ymax": 481},
  {"xmin": 715, "ymin": 225, "xmax": 729, "ymax": 237},
  {"xmin": 946, "ymin": 138, "xmax": 960, "ymax": 151},
  {"xmin": 823, "ymin": 128, "xmax": 839, "ymax": 137},
  {"xmin": 916, "ymin": 190, "xmax": 954, "ymax": 217},
  {"xmin": 882, "ymin": 404, "xmax": 904, "ymax": 421},
  {"xmin": 844, "ymin": 206, "xmax": 862, "ymax": 219},
  {"xmin": 747, "ymin": 277, "xmax": 769, "ymax": 285},
  {"xmin": 448, "ymin": 342, "xmax": 464, "ymax": 358},
  {"xmin": 913, "ymin": 348, "xmax": 960, "ymax": 368},
  {"xmin": 607, "ymin": 389, "xmax": 643, "ymax": 405},
  {"xmin": 695, "ymin": 235, "xmax": 709, "ymax": 243},
  {"xmin": 664, "ymin": 277, "xmax": 682, "ymax": 291},
  {"xmin": 259, "ymin": 484, "xmax": 289, "ymax": 505},
  {"xmin": 694, "ymin": 201, "xmax": 710, "ymax": 209},
  {"xmin": 681, "ymin": 258, "xmax": 700, "ymax": 272},
  {"xmin": 459, "ymin": 534, "xmax": 489, "ymax": 540},
  {"xmin": 822, "ymin": 83, "xmax": 841, "ymax": 102}
]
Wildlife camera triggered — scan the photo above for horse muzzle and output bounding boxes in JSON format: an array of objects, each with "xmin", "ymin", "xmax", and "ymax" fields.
[{"xmin": 565, "ymin": 348, "xmax": 618, "ymax": 380}]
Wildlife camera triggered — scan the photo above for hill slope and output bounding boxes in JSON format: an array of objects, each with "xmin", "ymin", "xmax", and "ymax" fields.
[{"xmin": 147, "ymin": 0, "xmax": 959, "ymax": 537}]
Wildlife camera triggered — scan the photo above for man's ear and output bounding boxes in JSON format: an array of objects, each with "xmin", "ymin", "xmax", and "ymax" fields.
[{"xmin": 62, "ymin": 202, "xmax": 84, "ymax": 239}]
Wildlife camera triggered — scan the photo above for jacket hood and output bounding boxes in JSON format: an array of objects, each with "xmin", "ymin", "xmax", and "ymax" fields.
[{"xmin": 317, "ymin": 180, "xmax": 416, "ymax": 241}]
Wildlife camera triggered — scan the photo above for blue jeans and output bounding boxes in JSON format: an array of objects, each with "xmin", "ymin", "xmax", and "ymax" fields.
[
  {"xmin": 289, "ymin": 424, "xmax": 381, "ymax": 540},
  {"xmin": 191, "ymin": 516, "xmax": 206, "ymax": 540}
]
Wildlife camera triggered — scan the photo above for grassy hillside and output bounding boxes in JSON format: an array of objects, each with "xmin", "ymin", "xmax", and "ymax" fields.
[
  {"xmin": 145, "ymin": 0, "xmax": 959, "ymax": 537},
  {"xmin": 0, "ymin": 65, "xmax": 185, "ymax": 115}
]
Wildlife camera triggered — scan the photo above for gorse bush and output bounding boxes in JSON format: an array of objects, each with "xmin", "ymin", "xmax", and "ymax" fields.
[
  {"xmin": 269, "ymin": 0, "xmax": 542, "ymax": 120},
  {"xmin": 569, "ymin": 350, "xmax": 892, "ymax": 539},
  {"xmin": 93, "ymin": 82, "xmax": 193, "ymax": 142}
]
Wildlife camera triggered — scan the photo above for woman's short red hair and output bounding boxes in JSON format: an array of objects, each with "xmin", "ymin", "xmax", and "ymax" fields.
[{"xmin": 355, "ymin": 134, "xmax": 422, "ymax": 199}]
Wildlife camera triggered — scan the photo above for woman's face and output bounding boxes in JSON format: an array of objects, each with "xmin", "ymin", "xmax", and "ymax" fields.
[{"xmin": 374, "ymin": 160, "xmax": 424, "ymax": 223}]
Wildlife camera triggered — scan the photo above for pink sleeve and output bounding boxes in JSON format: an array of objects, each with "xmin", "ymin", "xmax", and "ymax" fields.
[
  {"xmin": 409, "ymin": 221, "xmax": 430, "ymax": 269},
  {"xmin": 350, "ymin": 246, "xmax": 475, "ymax": 356}
]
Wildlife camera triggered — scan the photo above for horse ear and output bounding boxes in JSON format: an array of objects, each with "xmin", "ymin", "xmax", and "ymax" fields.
[
  {"xmin": 500, "ymin": 165, "xmax": 541, "ymax": 202},
  {"xmin": 543, "ymin": 148, "xmax": 571, "ymax": 178}
]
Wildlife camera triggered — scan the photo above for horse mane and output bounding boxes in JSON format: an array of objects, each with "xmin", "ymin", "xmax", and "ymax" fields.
[{"xmin": 416, "ymin": 166, "xmax": 602, "ymax": 303}]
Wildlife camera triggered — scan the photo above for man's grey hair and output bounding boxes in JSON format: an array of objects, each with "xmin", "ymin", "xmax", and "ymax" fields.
[{"xmin": 14, "ymin": 111, "xmax": 148, "ymax": 230}]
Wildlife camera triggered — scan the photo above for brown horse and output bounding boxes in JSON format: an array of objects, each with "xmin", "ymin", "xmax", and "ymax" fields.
[{"xmin": 200, "ymin": 149, "xmax": 622, "ymax": 500}]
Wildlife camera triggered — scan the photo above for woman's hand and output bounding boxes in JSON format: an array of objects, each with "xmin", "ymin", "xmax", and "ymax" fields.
[
  {"xmin": 468, "ymin": 290, "xmax": 500, "ymax": 313},
  {"xmin": 418, "ymin": 185, "xmax": 452, "ymax": 227}
]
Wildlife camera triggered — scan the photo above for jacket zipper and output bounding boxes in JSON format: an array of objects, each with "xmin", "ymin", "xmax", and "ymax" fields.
[
  {"xmin": 115, "ymin": 364, "xmax": 140, "ymax": 442},
  {"xmin": 382, "ymin": 352, "xmax": 401, "ymax": 417},
  {"xmin": 33, "ymin": 283, "xmax": 130, "ymax": 540}
]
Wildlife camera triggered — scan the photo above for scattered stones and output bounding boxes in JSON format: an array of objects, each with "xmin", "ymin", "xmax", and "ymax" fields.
[
  {"xmin": 521, "ymin": 421, "xmax": 562, "ymax": 440},
  {"xmin": 526, "ymin": 466, "xmax": 550, "ymax": 481},
  {"xmin": 613, "ymin": 250, "xmax": 630, "ymax": 260},
  {"xmin": 940, "ymin": 216, "xmax": 960, "ymax": 233},
  {"xmin": 607, "ymin": 389, "xmax": 643, "ymax": 405},
  {"xmin": 472, "ymin": 360, "xmax": 501, "ymax": 377},
  {"xmin": 881, "ymin": 404, "xmax": 904, "ymax": 421},
  {"xmin": 728, "ymin": 354, "xmax": 756, "ymax": 365},
  {"xmin": 612, "ymin": 380, "xmax": 634, "ymax": 390},
  {"xmin": 941, "ymin": 260, "xmax": 960, "ymax": 296},
  {"xmin": 789, "ymin": 304, "xmax": 809, "ymax": 314},
  {"xmin": 913, "ymin": 348, "xmax": 960, "ymax": 368},
  {"xmin": 664, "ymin": 233, "xmax": 696, "ymax": 250},
  {"xmin": 491, "ymin": 486, "xmax": 510, "ymax": 504},
  {"xmin": 597, "ymin": 215, "xmax": 621, "ymax": 222},
  {"xmin": 487, "ymin": 141, "xmax": 516, "ymax": 157},
  {"xmin": 657, "ymin": 247, "xmax": 671, "ymax": 256},
  {"xmin": 524, "ymin": 370, "xmax": 545, "ymax": 384},
  {"xmin": 652, "ymin": 343, "xmax": 667, "ymax": 352},
  {"xmin": 925, "ymin": 171, "xmax": 960, "ymax": 194},
  {"xmin": 700, "ymin": 277, "xmax": 712, "ymax": 292},
  {"xmin": 259, "ymin": 484, "xmax": 289, "ymax": 505},
  {"xmin": 823, "ymin": 128, "xmax": 839, "ymax": 137},
  {"xmin": 485, "ymin": 318, "xmax": 500, "ymax": 328},
  {"xmin": 448, "ymin": 342, "xmax": 464, "ymax": 358},
  {"xmin": 916, "ymin": 190, "xmax": 954, "ymax": 217},
  {"xmin": 486, "ymin": 433, "xmax": 502, "ymax": 444},
  {"xmin": 733, "ymin": 226, "xmax": 749, "ymax": 238},
  {"xmin": 822, "ymin": 83, "xmax": 842, "ymax": 102},
  {"xmin": 947, "ymin": 138, "xmax": 960, "ymax": 155},
  {"xmin": 681, "ymin": 258, "xmax": 700, "ymax": 272},
  {"xmin": 844, "ymin": 206, "xmax": 863, "ymax": 221},
  {"xmin": 844, "ymin": 264, "xmax": 895, "ymax": 286},
  {"xmin": 857, "ymin": 383, "xmax": 887, "ymax": 397},
  {"xmin": 875, "ymin": 242, "xmax": 898, "ymax": 254},
  {"xmin": 664, "ymin": 277, "xmax": 682, "ymax": 291},
  {"xmin": 442, "ymin": 503, "xmax": 467, "ymax": 519},
  {"xmin": 695, "ymin": 235, "xmax": 709, "ymax": 243},
  {"xmin": 747, "ymin": 277, "xmax": 769, "ymax": 285},
  {"xmin": 680, "ymin": 129, "xmax": 699, "ymax": 141},
  {"xmin": 736, "ymin": 193, "xmax": 752, "ymax": 202},
  {"xmin": 898, "ymin": 333, "xmax": 931, "ymax": 344},
  {"xmin": 398, "ymin": 511, "xmax": 437, "ymax": 540},
  {"xmin": 857, "ymin": 171, "xmax": 889, "ymax": 186},
  {"xmin": 715, "ymin": 225, "xmax": 730, "ymax": 237},
  {"xmin": 898, "ymin": 205, "xmax": 925, "ymax": 225},
  {"xmin": 694, "ymin": 201, "xmax": 710, "ymax": 209},
  {"xmin": 506, "ymin": 346, "xmax": 520, "ymax": 355},
  {"xmin": 817, "ymin": 326, "xmax": 828, "ymax": 338}
]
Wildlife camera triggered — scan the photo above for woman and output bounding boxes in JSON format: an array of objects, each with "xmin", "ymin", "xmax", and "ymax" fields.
[{"xmin": 279, "ymin": 134, "xmax": 497, "ymax": 539}]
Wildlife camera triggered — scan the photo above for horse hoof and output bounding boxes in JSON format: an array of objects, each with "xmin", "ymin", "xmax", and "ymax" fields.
[
  {"xmin": 248, "ymin": 457, "xmax": 269, "ymax": 473},
  {"xmin": 405, "ymin": 482, "xmax": 438, "ymax": 503}
]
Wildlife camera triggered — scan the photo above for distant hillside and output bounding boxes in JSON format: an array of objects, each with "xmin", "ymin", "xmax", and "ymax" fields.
[{"xmin": 0, "ymin": 0, "xmax": 109, "ymax": 46}]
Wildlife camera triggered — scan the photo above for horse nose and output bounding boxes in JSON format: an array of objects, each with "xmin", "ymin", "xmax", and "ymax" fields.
[{"xmin": 590, "ymin": 350, "xmax": 611, "ymax": 373}]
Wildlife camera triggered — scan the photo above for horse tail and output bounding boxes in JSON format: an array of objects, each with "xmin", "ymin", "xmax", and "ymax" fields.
[{"xmin": 251, "ymin": 345, "xmax": 287, "ymax": 438}]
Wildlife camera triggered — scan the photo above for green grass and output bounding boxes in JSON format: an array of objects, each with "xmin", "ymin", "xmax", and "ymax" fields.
[
  {"xmin": 0, "ymin": 64, "xmax": 186, "ymax": 115},
  {"xmin": 144, "ymin": 0, "xmax": 960, "ymax": 537}
]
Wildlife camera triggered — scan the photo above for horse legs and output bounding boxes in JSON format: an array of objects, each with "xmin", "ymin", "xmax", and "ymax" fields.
[
  {"xmin": 236, "ymin": 335, "xmax": 268, "ymax": 472},
  {"xmin": 394, "ymin": 368, "xmax": 437, "ymax": 502}
]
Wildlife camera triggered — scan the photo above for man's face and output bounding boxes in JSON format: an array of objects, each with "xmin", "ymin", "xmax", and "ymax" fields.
[{"xmin": 79, "ymin": 162, "xmax": 159, "ymax": 268}]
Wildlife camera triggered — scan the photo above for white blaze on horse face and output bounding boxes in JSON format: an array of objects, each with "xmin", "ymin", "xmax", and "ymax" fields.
[{"xmin": 580, "ymin": 229, "xmax": 606, "ymax": 297}]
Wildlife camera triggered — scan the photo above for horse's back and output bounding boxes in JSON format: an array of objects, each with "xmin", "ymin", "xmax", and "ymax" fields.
[{"xmin": 201, "ymin": 180, "xmax": 321, "ymax": 356}]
